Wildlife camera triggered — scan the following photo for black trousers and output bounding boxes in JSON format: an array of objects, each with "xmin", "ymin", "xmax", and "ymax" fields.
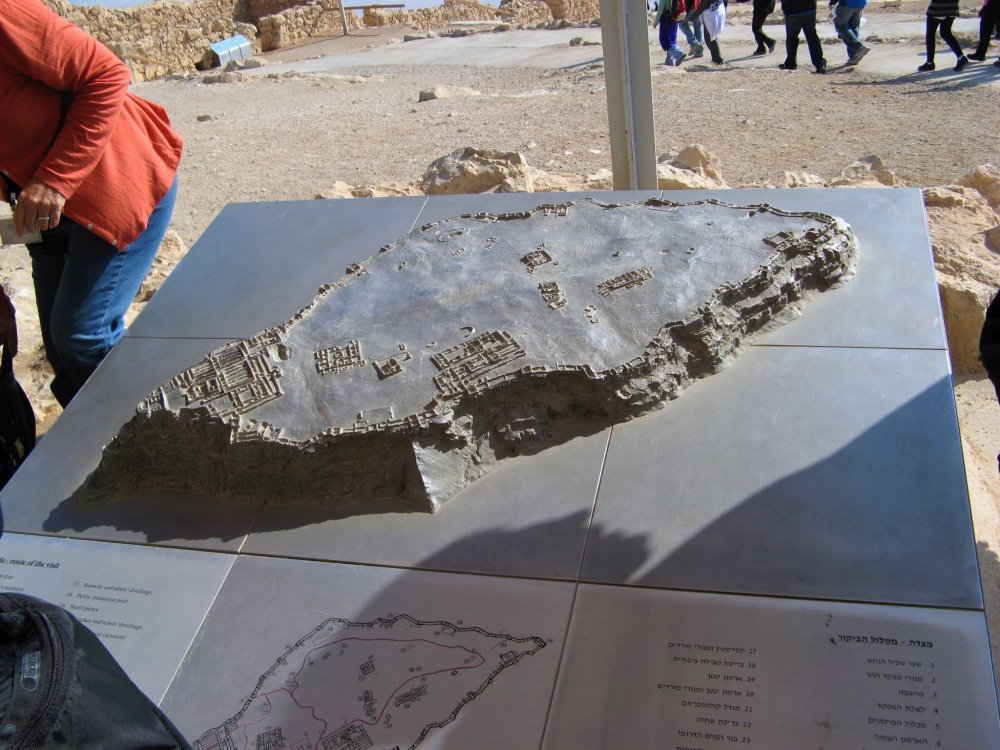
[
  {"xmin": 785, "ymin": 11, "xmax": 826, "ymax": 68},
  {"xmin": 705, "ymin": 35, "xmax": 724, "ymax": 62},
  {"xmin": 752, "ymin": 0, "xmax": 776, "ymax": 47},
  {"xmin": 926, "ymin": 16, "xmax": 964, "ymax": 61},
  {"xmin": 974, "ymin": 0, "xmax": 1000, "ymax": 56}
]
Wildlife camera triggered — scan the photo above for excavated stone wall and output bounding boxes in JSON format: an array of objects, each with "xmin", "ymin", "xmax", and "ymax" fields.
[
  {"xmin": 258, "ymin": 0, "xmax": 363, "ymax": 51},
  {"xmin": 41, "ymin": 0, "xmax": 261, "ymax": 79},
  {"xmin": 542, "ymin": 0, "xmax": 600, "ymax": 21}
]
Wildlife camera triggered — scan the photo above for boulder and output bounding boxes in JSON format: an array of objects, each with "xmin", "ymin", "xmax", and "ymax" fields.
[
  {"xmin": 830, "ymin": 154, "xmax": 904, "ymax": 187},
  {"xmin": 418, "ymin": 86, "xmax": 482, "ymax": 102},
  {"xmin": 314, "ymin": 182, "xmax": 355, "ymax": 199},
  {"xmin": 583, "ymin": 168, "xmax": 614, "ymax": 190},
  {"xmin": 351, "ymin": 183, "xmax": 424, "ymax": 198},
  {"xmin": 922, "ymin": 184, "xmax": 1000, "ymax": 372},
  {"xmin": 656, "ymin": 145, "xmax": 728, "ymax": 190},
  {"xmin": 959, "ymin": 164, "xmax": 1000, "ymax": 209},
  {"xmin": 420, "ymin": 147, "xmax": 533, "ymax": 195},
  {"xmin": 783, "ymin": 171, "xmax": 827, "ymax": 188}
]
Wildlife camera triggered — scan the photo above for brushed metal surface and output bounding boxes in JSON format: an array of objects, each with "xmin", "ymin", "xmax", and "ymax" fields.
[
  {"xmin": 159, "ymin": 555, "xmax": 575, "ymax": 750},
  {"xmin": 124, "ymin": 197, "xmax": 428, "ymax": 339},
  {"xmin": 241, "ymin": 427, "xmax": 610, "ymax": 579},
  {"xmin": 0, "ymin": 532, "xmax": 234, "ymax": 703},
  {"xmin": 0, "ymin": 338, "xmax": 263, "ymax": 550},
  {"xmin": 582, "ymin": 344, "xmax": 981, "ymax": 609},
  {"xmin": 543, "ymin": 585, "xmax": 1000, "ymax": 750}
]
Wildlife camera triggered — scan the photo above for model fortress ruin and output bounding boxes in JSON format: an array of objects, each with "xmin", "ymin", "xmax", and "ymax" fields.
[{"xmin": 75, "ymin": 198, "xmax": 859, "ymax": 512}]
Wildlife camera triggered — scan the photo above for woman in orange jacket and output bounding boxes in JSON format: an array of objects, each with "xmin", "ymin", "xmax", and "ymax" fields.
[{"xmin": 0, "ymin": 0, "xmax": 183, "ymax": 406}]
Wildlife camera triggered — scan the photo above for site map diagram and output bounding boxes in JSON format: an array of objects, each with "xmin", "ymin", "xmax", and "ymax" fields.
[{"xmin": 191, "ymin": 615, "xmax": 546, "ymax": 750}]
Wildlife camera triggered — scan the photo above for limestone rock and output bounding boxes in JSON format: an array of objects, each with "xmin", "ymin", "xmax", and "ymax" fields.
[
  {"xmin": 583, "ymin": 168, "xmax": 614, "ymax": 190},
  {"xmin": 959, "ymin": 164, "xmax": 1000, "ymax": 209},
  {"xmin": 76, "ymin": 198, "xmax": 858, "ymax": 511},
  {"xmin": 420, "ymin": 147, "xmax": 532, "ymax": 195},
  {"xmin": 418, "ymin": 86, "xmax": 482, "ymax": 102},
  {"xmin": 923, "ymin": 184, "xmax": 1000, "ymax": 372},
  {"xmin": 315, "ymin": 182, "xmax": 355, "ymax": 199},
  {"xmin": 830, "ymin": 154, "xmax": 904, "ymax": 188},
  {"xmin": 657, "ymin": 145, "xmax": 728, "ymax": 190},
  {"xmin": 241, "ymin": 56, "xmax": 268, "ymax": 69},
  {"xmin": 783, "ymin": 172, "xmax": 828, "ymax": 188},
  {"xmin": 351, "ymin": 183, "xmax": 425, "ymax": 198}
]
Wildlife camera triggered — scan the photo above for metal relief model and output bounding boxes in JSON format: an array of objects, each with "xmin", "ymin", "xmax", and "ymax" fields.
[{"xmin": 75, "ymin": 198, "xmax": 859, "ymax": 512}]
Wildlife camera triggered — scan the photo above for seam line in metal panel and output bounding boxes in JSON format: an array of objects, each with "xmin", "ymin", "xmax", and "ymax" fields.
[
  {"xmin": 751, "ymin": 343, "xmax": 948, "ymax": 352},
  {"xmin": 575, "ymin": 427, "xmax": 614, "ymax": 582},
  {"xmin": 156, "ymin": 554, "xmax": 240, "ymax": 706},
  {"xmin": 536, "ymin": 581, "xmax": 579, "ymax": 750},
  {"xmin": 238, "ymin": 504, "xmax": 269, "ymax": 554},
  {"xmin": 0, "ymin": 529, "xmax": 243, "ymax": 558},
  {"xmin": 407, "ymin": 196, "xmax": 431, "ymax": 233}
]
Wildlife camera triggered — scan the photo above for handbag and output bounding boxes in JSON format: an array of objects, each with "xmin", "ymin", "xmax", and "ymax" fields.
[
  {"xmin": 0, "ymin": 343, "xmax": 35, "ymax": 500},
  {"xmin": 0, "ymin": 593, "xmax": 192, "ymax": 749}
]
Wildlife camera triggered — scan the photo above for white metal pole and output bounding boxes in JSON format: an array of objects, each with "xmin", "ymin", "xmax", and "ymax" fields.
[
  {"xmin": 599, "ymin": 0, "xmax": 658, "ymax": 190},
  {"xmin": 339, "ymin": 0, "xmax": 351, "ymax": 36}
]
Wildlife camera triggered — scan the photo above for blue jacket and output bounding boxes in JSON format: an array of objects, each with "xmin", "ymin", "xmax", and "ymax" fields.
[{"xmin": 831, "ymin": 0, "xmax": 867, "ymax": 8}]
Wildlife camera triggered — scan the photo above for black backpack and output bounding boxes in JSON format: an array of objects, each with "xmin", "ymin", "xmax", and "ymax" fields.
[
  {"xmin": 0, "ymin": 343, "xmax": 35, "ymax": 498},
  {"xmin": 0, "ymin": 593, "xmax": 192, "ymax": 750}
]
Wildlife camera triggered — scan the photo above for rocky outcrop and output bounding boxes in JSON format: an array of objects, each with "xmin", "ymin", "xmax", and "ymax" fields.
[
  {"xmin": 76, "ymin": 198, "xmax": 857, "ymax": 511},
  {"xmin": 830, "ymin": 154, "xmax": 905, "ymax": 188},
  {"xmin": 542, "ymin": 0, "xmax": 600, "ymax": 21},
  {"xmin": 657, "ymin": 145, "xmax": 729, "ymax": 190}
]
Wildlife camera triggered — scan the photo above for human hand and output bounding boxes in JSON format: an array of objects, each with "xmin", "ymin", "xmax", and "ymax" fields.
[
  {"xmin": 0, "ymin": 289, "xmax": 18, "ymax": 356},
  {"xmin": 13, "ymin": 178, "xmax": 67, "ymax": 237}
]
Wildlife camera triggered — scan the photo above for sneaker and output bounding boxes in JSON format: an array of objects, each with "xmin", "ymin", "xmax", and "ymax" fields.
[
  {"xmin": 766, "ymin": 39, "xmax": 776, "ymax": 53},
  {"xmin": 778, "ymin": 61, "xmax": 797, "ymax": 69},
  {"xmin": 690, "ymin": 43, "xmax": 705, "ymax": 58},
  {"xmin": 955, "ymin": 55, "xmax": 969, "ymax": 71},
  {"xmin": 969, "ymin": 53, "xmax": 987, "ymax": 61},
  {"xmin": 752, "ymin": 45, "xmax": 768, "ymax": 56},
  {"xmin": 918, "ymin": 61, "xmax": 936, "ymax": 71},
  {"xmin": 994, "ymin": 59, "xmax": 1000, "ymax": 68},
  {"xmin": 664, "ymin": 55, "xmax": 678, "ymax": 66},
  {"xmin": 847, "ymin": 45, "xmax": 870, "ymax": 65},
  {"xmin": 815, "ymin": 61, "xmax": 828, "ymax": 73}
]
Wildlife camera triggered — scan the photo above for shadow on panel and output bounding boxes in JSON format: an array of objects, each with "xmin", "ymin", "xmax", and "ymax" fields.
[{"xmin": 609, "ymin": 377, "xmax": 984, "ymax": 609}]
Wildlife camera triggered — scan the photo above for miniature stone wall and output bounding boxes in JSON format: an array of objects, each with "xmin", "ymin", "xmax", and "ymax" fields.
[
  {"xmin": 41, "ymin": 0, "xmax": 261, "ymax": 79},
  {"xmin": 542, "ymin": 0, "xmax": 600, "ymax": 21}
]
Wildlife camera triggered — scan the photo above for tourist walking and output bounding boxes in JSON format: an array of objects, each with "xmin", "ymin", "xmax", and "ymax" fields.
[
  {"xmin": 654, "ymin": 0, "xmax": 687, "ymax": 65},
  {"xmin": 680, "ymin": 16, "xmax": 706, "ymax": 57},
  {"xmin": 969, "ymin": 0, "xmax": 1000, "ymax": 66},
  {"xmin": 778, "ymin": 0, "xmax": 827, "ymax": 72},
  {"xmin": 0, "ymin": 0, "xmax": 183, "ymax": 406},
  {"xmin": 830, "ymin": 0, "xmax": 870, "ymax": 64},
  {"xmin": 918, "ymin": 0, "xmax": 969, "ymax": 71},
  {"xmin": 751, "ymin": 0, "xmax": 777, "ymax": 55},
  {"xmin": 700, "ymin": 0, "xmax": 727, "ymax": 63}
]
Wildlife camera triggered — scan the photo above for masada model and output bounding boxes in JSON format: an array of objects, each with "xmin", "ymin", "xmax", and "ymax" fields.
[{"xmin": 74, "ymin": 198, "xmax": 859, "ymax": 512}]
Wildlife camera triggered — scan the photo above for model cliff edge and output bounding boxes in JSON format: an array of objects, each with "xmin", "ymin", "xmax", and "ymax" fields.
[{"xmin": 74, "ymin": 198, "xmax": 859, "ymax": 512}]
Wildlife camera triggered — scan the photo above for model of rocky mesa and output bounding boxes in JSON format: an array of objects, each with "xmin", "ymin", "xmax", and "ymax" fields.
[{"xmin": 75, "ymin": 198, "xmax": 859, "ymax": 512}]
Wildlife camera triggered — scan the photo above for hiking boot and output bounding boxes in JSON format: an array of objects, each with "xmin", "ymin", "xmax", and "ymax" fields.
[
  {"xmin": 954, "ymin": 55, "xmax": 969, "ymax": 71},
  {"xmin": 918, "ymin": 61, "xmax": 936, "ymax": 71},
  {"xmin": 690, "ymin": 43, "xmax": 705, "ymax": 57},
  {"xmin": 848, "ymin": 45, "xmax": 870, "ymax": 64}
]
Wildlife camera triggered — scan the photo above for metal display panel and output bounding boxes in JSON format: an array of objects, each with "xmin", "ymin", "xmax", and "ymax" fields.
[
  {"xmin": 582, "ymin": 345, "xmax": 982, "ymax": 610},
  {"xmin": 125, "ymin": 197, "xmax": 428, "ymax": 340},
  {"xmin": 411, "ymin": 191, "xmax": 663, "ymax": 227},
  {"xmin": 657, "ymin": 187, "xmax": 945, "ymax": 350},
  {"xmin": 0, "ymin": 532, "xmax": 235, "ymax": 703},
  {"xmin": 543, "ymin": 585, "xmax": 1000, "ymax": 750},
  {"xmin": 159, "ymin": 555, "xmax": 575, "ymax": 750},
  {"xmin": 0, "ymin": 338, "xmax": 263, "ymax": 551},
  {"xmin": 242, "ymin": 428, "xmax": 610, "ymax": 579}
]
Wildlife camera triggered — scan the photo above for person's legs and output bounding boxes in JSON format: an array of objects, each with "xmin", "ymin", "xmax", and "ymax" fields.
[
  {"xmin": 835, "ymin": 4, "xmax": 864, "ymax": 57},
  {"xmin": 783, "ymin": 13, "xmax": 803, "ymax": 66},
  {"xmin": 46, "ymin": 177, "xmax": 177, "ymax": 405},
  {"xmin": 659, "ymin": 18, "xmax": 679, "ymax": 51},
  {"xmin": 801, "ymin": 12, "xmax": 827, "ymax": 69},
  {"xmin": 924, "ymin": 15, "xmax": 939, "ymax": 64},
  {"xmin": 26, "ymin": 224, "xmax": 77, "ymax": 407},
  {"xmin": 973, "ymin": 0, "xmax": 1000, "ymax": 57},
  {"xmin": 938, "ymin": 16, "xmax": 966, "ymax": 59},
  {"xmin": 705, "ymin": 35, "xmax": 724, "ymax": 62},
  {"xmin": 751, "ymin": 0, "xmax": 776, "ymax": 51}
]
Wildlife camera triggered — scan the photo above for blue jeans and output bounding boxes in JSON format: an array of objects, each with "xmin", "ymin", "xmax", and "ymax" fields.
[
  {"xmin": 784, "ymin": 10, "xmax": 826, "ymax": 68},
  {"xmin": 28, "ymin": 176, "xmax": 178, "ymax": 406},
  {"xmin": 834, "ymin": 4, "xmax": 864, "ymax": 57},
  {"xmin": 659, "ymin": 18, "xmax": 679, "ymax": 51},
  {"xmin": 680, "ymin": 17, "xmax": 704, "ymax": 47}
]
